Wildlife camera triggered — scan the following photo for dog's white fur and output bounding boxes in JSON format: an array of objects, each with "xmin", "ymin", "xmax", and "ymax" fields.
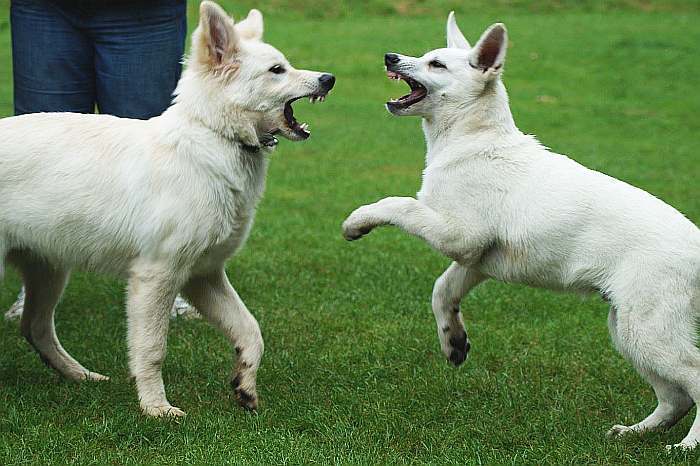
[
  {"xmin": 343, "ymin": 13, "xmax": 700, "ymax": 450},
  {"xmin": 0, "ymin": 1, "xmax": 333, "ymax": 416}
]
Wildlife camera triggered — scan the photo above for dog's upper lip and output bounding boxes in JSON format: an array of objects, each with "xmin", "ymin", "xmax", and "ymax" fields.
[{"xmin": 287, "ymin": 88, "xmax": 330, "ymax": 105}]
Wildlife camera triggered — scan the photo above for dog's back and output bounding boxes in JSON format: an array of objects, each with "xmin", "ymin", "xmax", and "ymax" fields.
[
  {"xmin": 0, "ymin": 112, "xmax": 159, "ymax": 274},
  {"xmin": 477, "ymin": 143, "xmax": 700, "ymax": 293}
]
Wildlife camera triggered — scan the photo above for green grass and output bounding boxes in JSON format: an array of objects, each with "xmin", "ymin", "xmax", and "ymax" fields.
[{"xmin": 1, "ymin": 1, "xmax": 700, "ymax": 464}]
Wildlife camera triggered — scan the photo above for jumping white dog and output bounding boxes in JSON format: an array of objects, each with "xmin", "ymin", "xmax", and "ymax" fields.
[
  {"xmin": 342, "ymin": 13, "xmax": 700, "ymax": 450},
  {"xmin": 0, "ymin": 1, "xmax": 335, "ymax": 416}
]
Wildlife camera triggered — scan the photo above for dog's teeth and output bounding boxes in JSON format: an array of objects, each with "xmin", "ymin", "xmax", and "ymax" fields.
[
  {"xmin": 319, "ymin": 96, "xmax": 325, "ymax": 102},
  {"xmin": 309, "ymin": 97, "xmax": 314, "ymax": 103}
]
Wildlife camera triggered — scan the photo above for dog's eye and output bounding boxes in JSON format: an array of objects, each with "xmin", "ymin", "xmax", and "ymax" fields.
[
  {"xmin": 429, "ymin": 60, "xmax": 447, "ymax": 69},
  {"xmin": 269, "ymin": 65, "xmax": 286, "ymax": 74}
]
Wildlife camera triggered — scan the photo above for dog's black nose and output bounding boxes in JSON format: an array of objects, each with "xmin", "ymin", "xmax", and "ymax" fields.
[
  {"xmin": 385, "ymin": 53, "xmax": 400, "ymax": 66},
  {"xmin": 319, "ymin": 74, "xmax": 336, "ymax": 91}
]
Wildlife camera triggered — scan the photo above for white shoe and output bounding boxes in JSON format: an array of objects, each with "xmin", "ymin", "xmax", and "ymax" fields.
[
  {"xmin": 171, "ymin": 295, "xmax": 200, "ymax": 319},
  {"xmin": 4, "ymin": 287, "xmax": 25, "ymax": 320}
]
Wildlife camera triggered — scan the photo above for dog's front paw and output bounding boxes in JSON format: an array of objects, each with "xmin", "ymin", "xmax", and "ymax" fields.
[
  {"xmin": 442, "ymin": 328, "xmax": 470, "ymax": 367},
  {"xmin": 142, "ymin": 404, "xmax": 186, "ymax": 418},
  {"xmin": 342, "ymin": 206, "xmax": 386, "ymax": 241},
  {"xmin": 231, "ymin": 374, "xmax": 258, "ymax": 411},
  {"xmin": 667, "ymin": 441, "xmax": 699, "ymax": 452},
  {"xmin": 342, "ymin": 219, "xmax": 374, "ymax": 241},
  {"xmin": 606, "ymin": 424, "xmax": 636, "ymax": 439}
]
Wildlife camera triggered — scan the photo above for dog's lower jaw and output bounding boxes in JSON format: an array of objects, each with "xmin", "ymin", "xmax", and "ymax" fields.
[
  {"xmin": 240, "ymin": 133, "xmax": 278, "ymax": 153},
  {"xmin": 385, "ymin": 102, "xmax": 405, "ymax": 116},
  {"xmin": 259, "ymin": 133, "xmax": 278, "ymax": 148}
]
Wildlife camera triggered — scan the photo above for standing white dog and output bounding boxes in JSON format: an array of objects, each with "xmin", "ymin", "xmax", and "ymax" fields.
[
  {"xmin": 343, "ymin": 13, "xmax": 700, "ymax": 450},
  {"xmin": 0, "ymin": 1, "xmax": 335, "ymax": 416}
]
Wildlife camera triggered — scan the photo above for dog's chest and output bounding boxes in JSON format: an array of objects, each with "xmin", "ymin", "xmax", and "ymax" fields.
[{"xmin": 192, "ymin": 150, "xmax": 268, "ymax": 272}]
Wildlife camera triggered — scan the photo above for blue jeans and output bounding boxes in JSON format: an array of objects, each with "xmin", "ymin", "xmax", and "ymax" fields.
[{"xmin": 11, "ymin": 0, "xmax": 186, "ymax": 118}]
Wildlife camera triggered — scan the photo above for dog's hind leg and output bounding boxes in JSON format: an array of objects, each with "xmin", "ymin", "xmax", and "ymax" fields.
[
  {"xmin": 17, "ymin": 255, "xmax": 108, "ymax": 381},
  {"xmin": 431, "ymin": 262, "xmax": 486, "ymax": 366},
  {"xmin": 606, "ymin": 295, "xmax": 700, "ymax": 449},
  {"xmin": 607, "ymin": 369, "xmax": 693, "ymax": 438},
  {"xmin": 182, "ymin": 267, "xmax": 263, "ymax": 411}
]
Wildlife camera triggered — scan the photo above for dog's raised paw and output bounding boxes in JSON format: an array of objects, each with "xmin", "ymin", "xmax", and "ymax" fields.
[
  {"xmin": 343, "ymin": 224, "xmax": 372, "ymax": 241},
  {"xmin": 341, "ymin": 217, "xmax": 374, "ymax": 241},
  {"xmin": 142, "ymin": 405, "xmax": 186, "ymax": 418},
  {"xmin": 231, "ymin": 374, "xmax": 258, "ymax": 411},
  {"xmin": 234, "ymin": 388, "xmax": 258, "ymax": 411},
  {"xmin": 447, "ymin": 331, "xmax": 470, "ymax": 366}
]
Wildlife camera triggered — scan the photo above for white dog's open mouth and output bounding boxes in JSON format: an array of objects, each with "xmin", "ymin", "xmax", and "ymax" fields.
[
  {"xmin": 386, "ymin": 70, "xmax": 427, "ymax": 110},
  {"xmin": 281, "ymin": 92, "xmax": 328, "ymax": 140}
]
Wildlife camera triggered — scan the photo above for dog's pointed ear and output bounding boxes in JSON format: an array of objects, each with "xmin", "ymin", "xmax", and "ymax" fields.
[
  {"xmin": 236, "ymin": 9, "xmax": 264, "ymax": 41},
  {"xmin": 468, "ymin": 23, "xmax": 507, "ymax": 75},
  {"xmin": 196, "ymin": 1, "xmax": 239, "ymax": 67},
  {"xmin": 446, "ymin": 12, "xmax": 470, "ymax": 50}
]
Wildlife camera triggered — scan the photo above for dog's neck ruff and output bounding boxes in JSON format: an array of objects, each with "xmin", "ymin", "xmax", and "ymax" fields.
[
  {"xmin": 167, "ymin": 101, "xmax": 274, "ymax": 155},
  {"xmin": 171, "ymin": 71, "xmax": 277, "ymax": 155},
  {"xmin": 421, "ymin": 81, "xmax": 519, "ymax": 163}
]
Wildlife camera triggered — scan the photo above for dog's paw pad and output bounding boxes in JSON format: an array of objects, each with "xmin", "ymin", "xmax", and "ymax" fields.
[{"xmin": 447, "ymin": 332, "xmax": 470, "ymax": 367}]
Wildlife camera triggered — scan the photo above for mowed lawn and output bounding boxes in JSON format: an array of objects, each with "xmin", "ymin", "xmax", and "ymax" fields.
[{"xmin": 1, "ymin": 1, "xmax": 699, "ymax": 464}]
